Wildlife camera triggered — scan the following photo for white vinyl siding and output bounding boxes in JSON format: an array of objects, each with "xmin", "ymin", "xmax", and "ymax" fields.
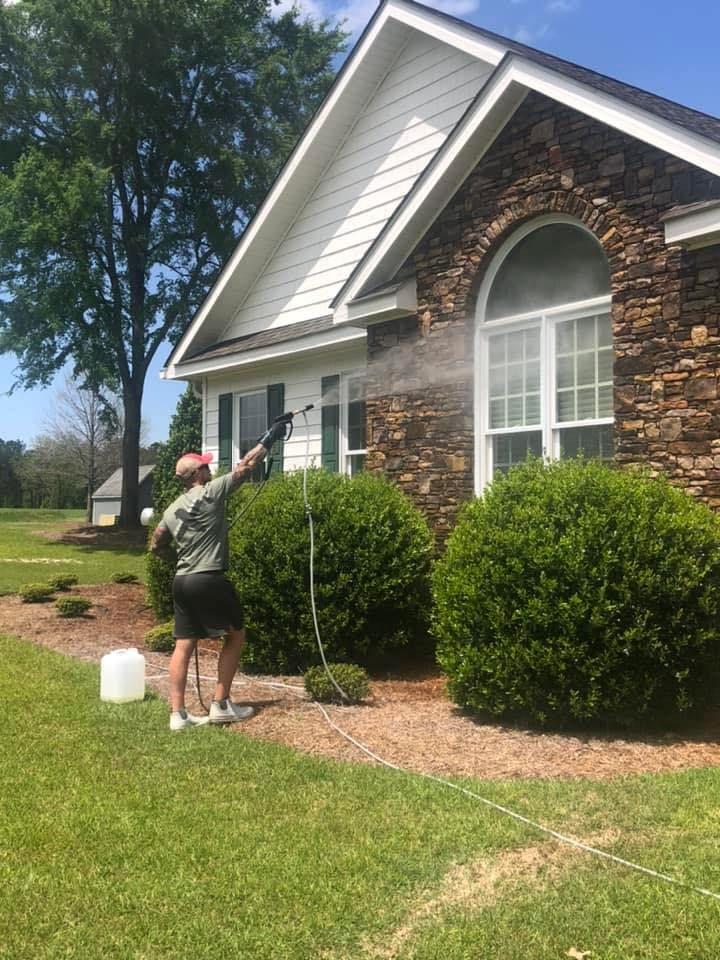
[
  {"xmin": 203, "ymin": 345, "xmax": 366, "ymax": 472},
  {"xmin": 224, "ymin": 33, "xmax": 492, "ymax": 340}
]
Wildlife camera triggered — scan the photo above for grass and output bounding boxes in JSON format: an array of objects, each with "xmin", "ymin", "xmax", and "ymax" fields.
[
  {"xmin": 2, "ymin": 635, "xmax": 720, "ymax": 959},
  {"xmin": 0, "ymin": 508, "xmax": 146, "ymax": 594}
]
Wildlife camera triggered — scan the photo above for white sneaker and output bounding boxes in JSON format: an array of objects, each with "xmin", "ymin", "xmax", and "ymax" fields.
[
  {"xmin": 209, "ymin": 699, "xmax": 255, "ymax": 724},
  {"xmin": 169, "ymin": 709, "xmax": 210, "ymax": 731}
]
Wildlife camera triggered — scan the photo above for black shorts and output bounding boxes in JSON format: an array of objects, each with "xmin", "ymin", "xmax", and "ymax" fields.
[{"xmin": 172, "ymin": 572, "xmax": 244, "ymax": 640}]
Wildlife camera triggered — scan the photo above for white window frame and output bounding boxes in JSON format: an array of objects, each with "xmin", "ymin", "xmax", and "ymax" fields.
[
  {"xmin": 474, "ymin": 216, "xmax": 613, "ymax": 492},
  {"xmin": 340, "ymin": 369, "xmax": 367, "ymax": 476}
]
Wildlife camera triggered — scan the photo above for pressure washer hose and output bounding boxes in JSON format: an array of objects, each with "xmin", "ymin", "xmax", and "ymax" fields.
[{"xmin": 185, "ymin": 411, "xmax": 720, "ymax": 903}]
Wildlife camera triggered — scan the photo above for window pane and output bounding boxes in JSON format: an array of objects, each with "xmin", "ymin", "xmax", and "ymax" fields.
[
  {"xmin": 597, "ymin": 347, "xmax": 613, "ymax": 383},
  {"xmin": 490, "ymin": 398, "xmax": 506, "ymax": 429},
  {"xmin": 526, "ymin": 361, "xmax": 540, "ymax": 393},
  {"xmin": 556, "ymin": 355, "xmax": 574, "ymax": 389},
  {"xmin": 487, "ymin": 328, "xmax": 541, "ymax": 431},
  {"xmin": 489, "ymin": 366, "xmax": 505, "ymax": 398},
  {"xmin": 560, "ymin": 424, "xmax": 614, "ymax": 460},
  {"xmin": 577, "ymin": 315, "xmax": 596, "ymax": 351},
  {"xmin": 557, "ymin": 390, "xmax": 575, "ymax": 422},
  {"xmin": 525, "ymin": 393, "xmax": 540, "ymax": 423},
  {"xmin": 576, "ymin": 352, "xmax": 595, "ymax": 386},
  {"xmin": 347, "ymin": 399, "xmax": 366, "ymax": 451},
  {"xmin": 555, "ymin": 314, "xmax": 613, "ymax": 425},
  {"xmin": 598, "ymin": 384, "xmax": 613, "ymax": 417},
  {"xmin": 493, "ymin": 431, "xmax": 542, "ymax": 474},
  {"xmin": 507, "ymin": 363, "xmax": 524, "ymax": 395},
  {"xmin": 348, "ymin": 454, "xmax": 365, "ymax": 476},
  {"xmin": 487, "ymin": 224, "xmax": 610, "ymax": 319},
  {"xmin": 597, "ymin": 314, "xmax": 613, "ymax": 347},
  {"xmin": 239, "ymin": 391, "xmax": 267, "ymax": 482},
  {"xmin": 507, "ymin": 396, "xmax": 523, "ymax": 427}
]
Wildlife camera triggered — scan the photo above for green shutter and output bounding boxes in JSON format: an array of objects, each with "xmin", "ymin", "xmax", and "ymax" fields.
[
  {"xmin": 266, "ymin": 383, "xmax": 285, "ymax": 476},
  {"xmin": 218, "ymin": 393, "xmax": 233, "ymax": 469},
  {"xmin": 321, "ymin": 375, "xmax": 340, "ymax": 472}
]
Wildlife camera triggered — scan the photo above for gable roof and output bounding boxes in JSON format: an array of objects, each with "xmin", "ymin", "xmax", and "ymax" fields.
[
  {"xmin": 92, "ymin": 465, "xmax": 155, "ymax": 500},
  {"xmin": 164, "ymin": 0, "xmax": 720, "ymax": 375}
]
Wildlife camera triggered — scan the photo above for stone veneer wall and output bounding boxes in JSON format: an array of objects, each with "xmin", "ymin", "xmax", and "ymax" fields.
[{"xmin": 365, "ymin": 91, "xmax": 720, "ymax": 540}]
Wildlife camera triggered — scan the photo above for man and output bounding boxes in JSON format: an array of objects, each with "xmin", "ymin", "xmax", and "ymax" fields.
[{"xmin": 150, "ymin": 421, "xmax": 285, "ymax": 731}]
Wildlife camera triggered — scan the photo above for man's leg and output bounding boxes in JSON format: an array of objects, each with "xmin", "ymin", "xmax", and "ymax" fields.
[
  {"xmin": 169, "ymin": 638, "xmax": 197, "ymax": 712},
  {"xmin": 214, "ymin": 628, "xmax": 245, "ymax": 702}
]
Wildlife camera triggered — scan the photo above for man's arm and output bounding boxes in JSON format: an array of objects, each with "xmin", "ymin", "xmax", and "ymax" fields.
[
  {"xmin": 231, "ymin": 441, "xmax": 269, "ymax": 484},
  {"xmin": 150, "ymin": 523, "xmax": 176, "ymax": 562}
]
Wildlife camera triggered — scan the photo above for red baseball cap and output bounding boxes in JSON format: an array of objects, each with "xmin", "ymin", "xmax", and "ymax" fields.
[{"xmin": 175, "ymin": 451, "xmax": 213, "ymax": 480}]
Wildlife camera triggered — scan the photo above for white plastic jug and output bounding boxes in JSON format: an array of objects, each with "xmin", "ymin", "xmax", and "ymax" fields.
[{"xmin": 100, "ymin": 648, "xmax": 146, "ymax": 703}]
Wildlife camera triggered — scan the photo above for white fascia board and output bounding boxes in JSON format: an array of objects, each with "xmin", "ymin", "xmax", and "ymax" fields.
[
  {"xmin": 510, "ymin": 59, "xmax": 720, "ymax": 178},
  {"xmin": 385, "ymin": 0, "xmax": 505, "ymax": 65},
  {"xmin": 663, "ymin": 203, "xmax": 720, "ymax": 249},
  {"xmin": 163, "ymin": 325, "xmax": 366, "ymax": 381},
  {"xmin": 334, "ymin": 53, "xmax": 720, "ymax": 314},
  {"xmin": 344, "ymin": 277, "xmax": 418, "ymax": 326}
]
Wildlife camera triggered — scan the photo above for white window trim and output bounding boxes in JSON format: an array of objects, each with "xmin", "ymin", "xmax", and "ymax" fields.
[
  {"xmin": 474, "ymin": 217, "xmax": 612, "ymax": 492},
  {"xmin": 340, "ymin": 369, "xmax": 367, "ymax": 475}
]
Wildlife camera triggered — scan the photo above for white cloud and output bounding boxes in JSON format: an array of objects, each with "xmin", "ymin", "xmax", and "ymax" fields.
[
  {"xmin": 547, "ymin": 0, "xmax": 578, "ymax": 12},
  {"xmin": 512, "ymin": 22, "xmax": 549, "ymax": 45}
]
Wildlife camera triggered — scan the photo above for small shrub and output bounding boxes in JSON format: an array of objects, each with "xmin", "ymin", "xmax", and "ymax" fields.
[
  {"xmin": 433, "ymin": 458, "xmax": 720, "ymax": 730},
  {"xmin": 48, "ymin": 574, "xmax": 79, "ymax": 591},
  {"xmin": 112, "ymin": 571, "xmax": 139, "ymax": 584},
  {"xmin": 229, "ymin": 469, "xmax": 434, "ymax": 673},
  {"xmin": 19, "ymin": 582, "xmax": 55, "ymax": 603},
  {"xmin": 56, "ymin": 596, "xmax": 92, "ymax": 618},
  {"xmin": 144, "ymin": 621, "xmax": 175, "ymax": 653},
  {"xmin": 304, "ymin": 663, "xmax": 370, "ymax": 704}
]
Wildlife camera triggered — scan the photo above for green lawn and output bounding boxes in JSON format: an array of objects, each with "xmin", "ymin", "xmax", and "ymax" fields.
[
  {"xmin": 0, "ymin": 508, "xmax": 146, "ymax": 594},
  {"xmin": 2, "ymin": 635, "xmax": 720, "ymax": 959}
]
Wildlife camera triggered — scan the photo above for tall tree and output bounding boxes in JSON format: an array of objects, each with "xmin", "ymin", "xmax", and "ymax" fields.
[
  {"xmin": 0, "ymin": 438, "xmax": 24, "ymax": 506},
  {"xmin": 0, "ymin": 0, "xmax": 345, "ymax": 526}
]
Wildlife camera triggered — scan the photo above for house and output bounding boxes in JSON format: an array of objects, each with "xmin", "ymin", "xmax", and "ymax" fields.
[
  {"xmin": 91, "ymin": 466, "xmax": 155, "ymax": 525},
  {"xmin": 161, "ymin": 0, "xmax": 720, "ymax": 538}
]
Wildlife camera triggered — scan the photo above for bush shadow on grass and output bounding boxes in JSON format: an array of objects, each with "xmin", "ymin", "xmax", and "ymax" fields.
[{"xmin": 42, "ymin": 524, "xmax": 148, "ymax": 554}]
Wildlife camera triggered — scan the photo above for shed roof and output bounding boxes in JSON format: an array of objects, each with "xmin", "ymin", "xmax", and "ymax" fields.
[{"xmin": 92, "ymin": 465, "xmax": 155, "ymax": 500}]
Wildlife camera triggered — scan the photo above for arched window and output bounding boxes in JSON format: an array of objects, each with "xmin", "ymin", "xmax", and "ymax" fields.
[{"xmin": 475, "ymin": 217, "xmax": 613, "ymax": 488}]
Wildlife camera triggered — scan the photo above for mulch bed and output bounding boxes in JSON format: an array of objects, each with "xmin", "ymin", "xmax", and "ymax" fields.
[{"xmin": 3, "ymin": 580, "xmax": 720, "ymax": 780}]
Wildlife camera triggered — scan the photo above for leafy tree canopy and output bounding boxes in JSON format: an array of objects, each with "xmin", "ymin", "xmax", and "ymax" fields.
[{"xmin": 0, "ymin": 0, "xmax": 346, "ymax": 525}]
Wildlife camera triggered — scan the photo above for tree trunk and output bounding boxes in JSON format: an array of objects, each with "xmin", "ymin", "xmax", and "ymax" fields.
[{"xmin": 119, "ymin": 379, "xmax": 143, "ymax": 529}]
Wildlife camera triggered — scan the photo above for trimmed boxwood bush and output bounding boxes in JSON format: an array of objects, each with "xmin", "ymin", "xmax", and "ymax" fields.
[
  {"xmin": 228, "ymin": 469, "xmax": 434, "ymax": 673},
  {"xmin": 56, "ymin": 596, "xmax": 92, "ymax": 618},
  {"xmin": 19, "ymin": 582, "xmax": 55, "ymax": 603},
  {"xmin": 144, "ymin": 621, "xmax": 174, "ymax": 653},
  {"xmin": 304, "ymin": 663, "xmax": 370, "ymax": 704},
  {"xmin": 48, "ymin": 574, "xmax": 79, "ymax": 591},
  {"xmin": 433, "ymin": 458, "xmax": 720, "ymax": 730},
  {"xmin": 112, "ymin": 571, "xmax": 139, "ymax": 584}
]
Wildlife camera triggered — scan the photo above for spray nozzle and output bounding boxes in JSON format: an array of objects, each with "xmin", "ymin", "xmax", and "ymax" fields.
[{"xmin": 272, "ymin": 403, "xmax": 315, "ymax": 426}]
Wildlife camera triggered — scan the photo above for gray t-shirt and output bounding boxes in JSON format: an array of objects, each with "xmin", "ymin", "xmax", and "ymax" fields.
[{"xmin": 159, "ymin": 472, "xmax": 240, "ymax": 575}]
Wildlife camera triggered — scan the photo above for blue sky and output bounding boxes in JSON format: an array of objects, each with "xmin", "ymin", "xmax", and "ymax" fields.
[{"xmin": 1, "ymin": 0, "xmax": 718, "ymax": 446}]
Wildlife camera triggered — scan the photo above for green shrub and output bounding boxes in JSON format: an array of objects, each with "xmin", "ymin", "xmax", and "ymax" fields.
[
  {"xmin": 144, "ymin": 621, "xmax": 175, "ymax": 653},
  {"xmin": 47, "ymin": 574, "xmax": 79, "ymax": 591},
  {"xmin": 304, "ymin": 663, "xmax": 370, "ymax": 704},
  {"xmin": 19, "ymin": 582, "xmax": 55, "ymax": 603},
  {"xmin": 229, "ymin": 469, "xmax": 434, "ymax": 673},
  {"xmin": 112, "ymin": 571, "xmax": 139, "ymax": 584},
  {"xmin": 433, "ymin": 458, "xmax": 720, "ymax": 730},
  {"xmin": 56, "ymin": 596, "xmax": 92, "ymax": 618}
]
